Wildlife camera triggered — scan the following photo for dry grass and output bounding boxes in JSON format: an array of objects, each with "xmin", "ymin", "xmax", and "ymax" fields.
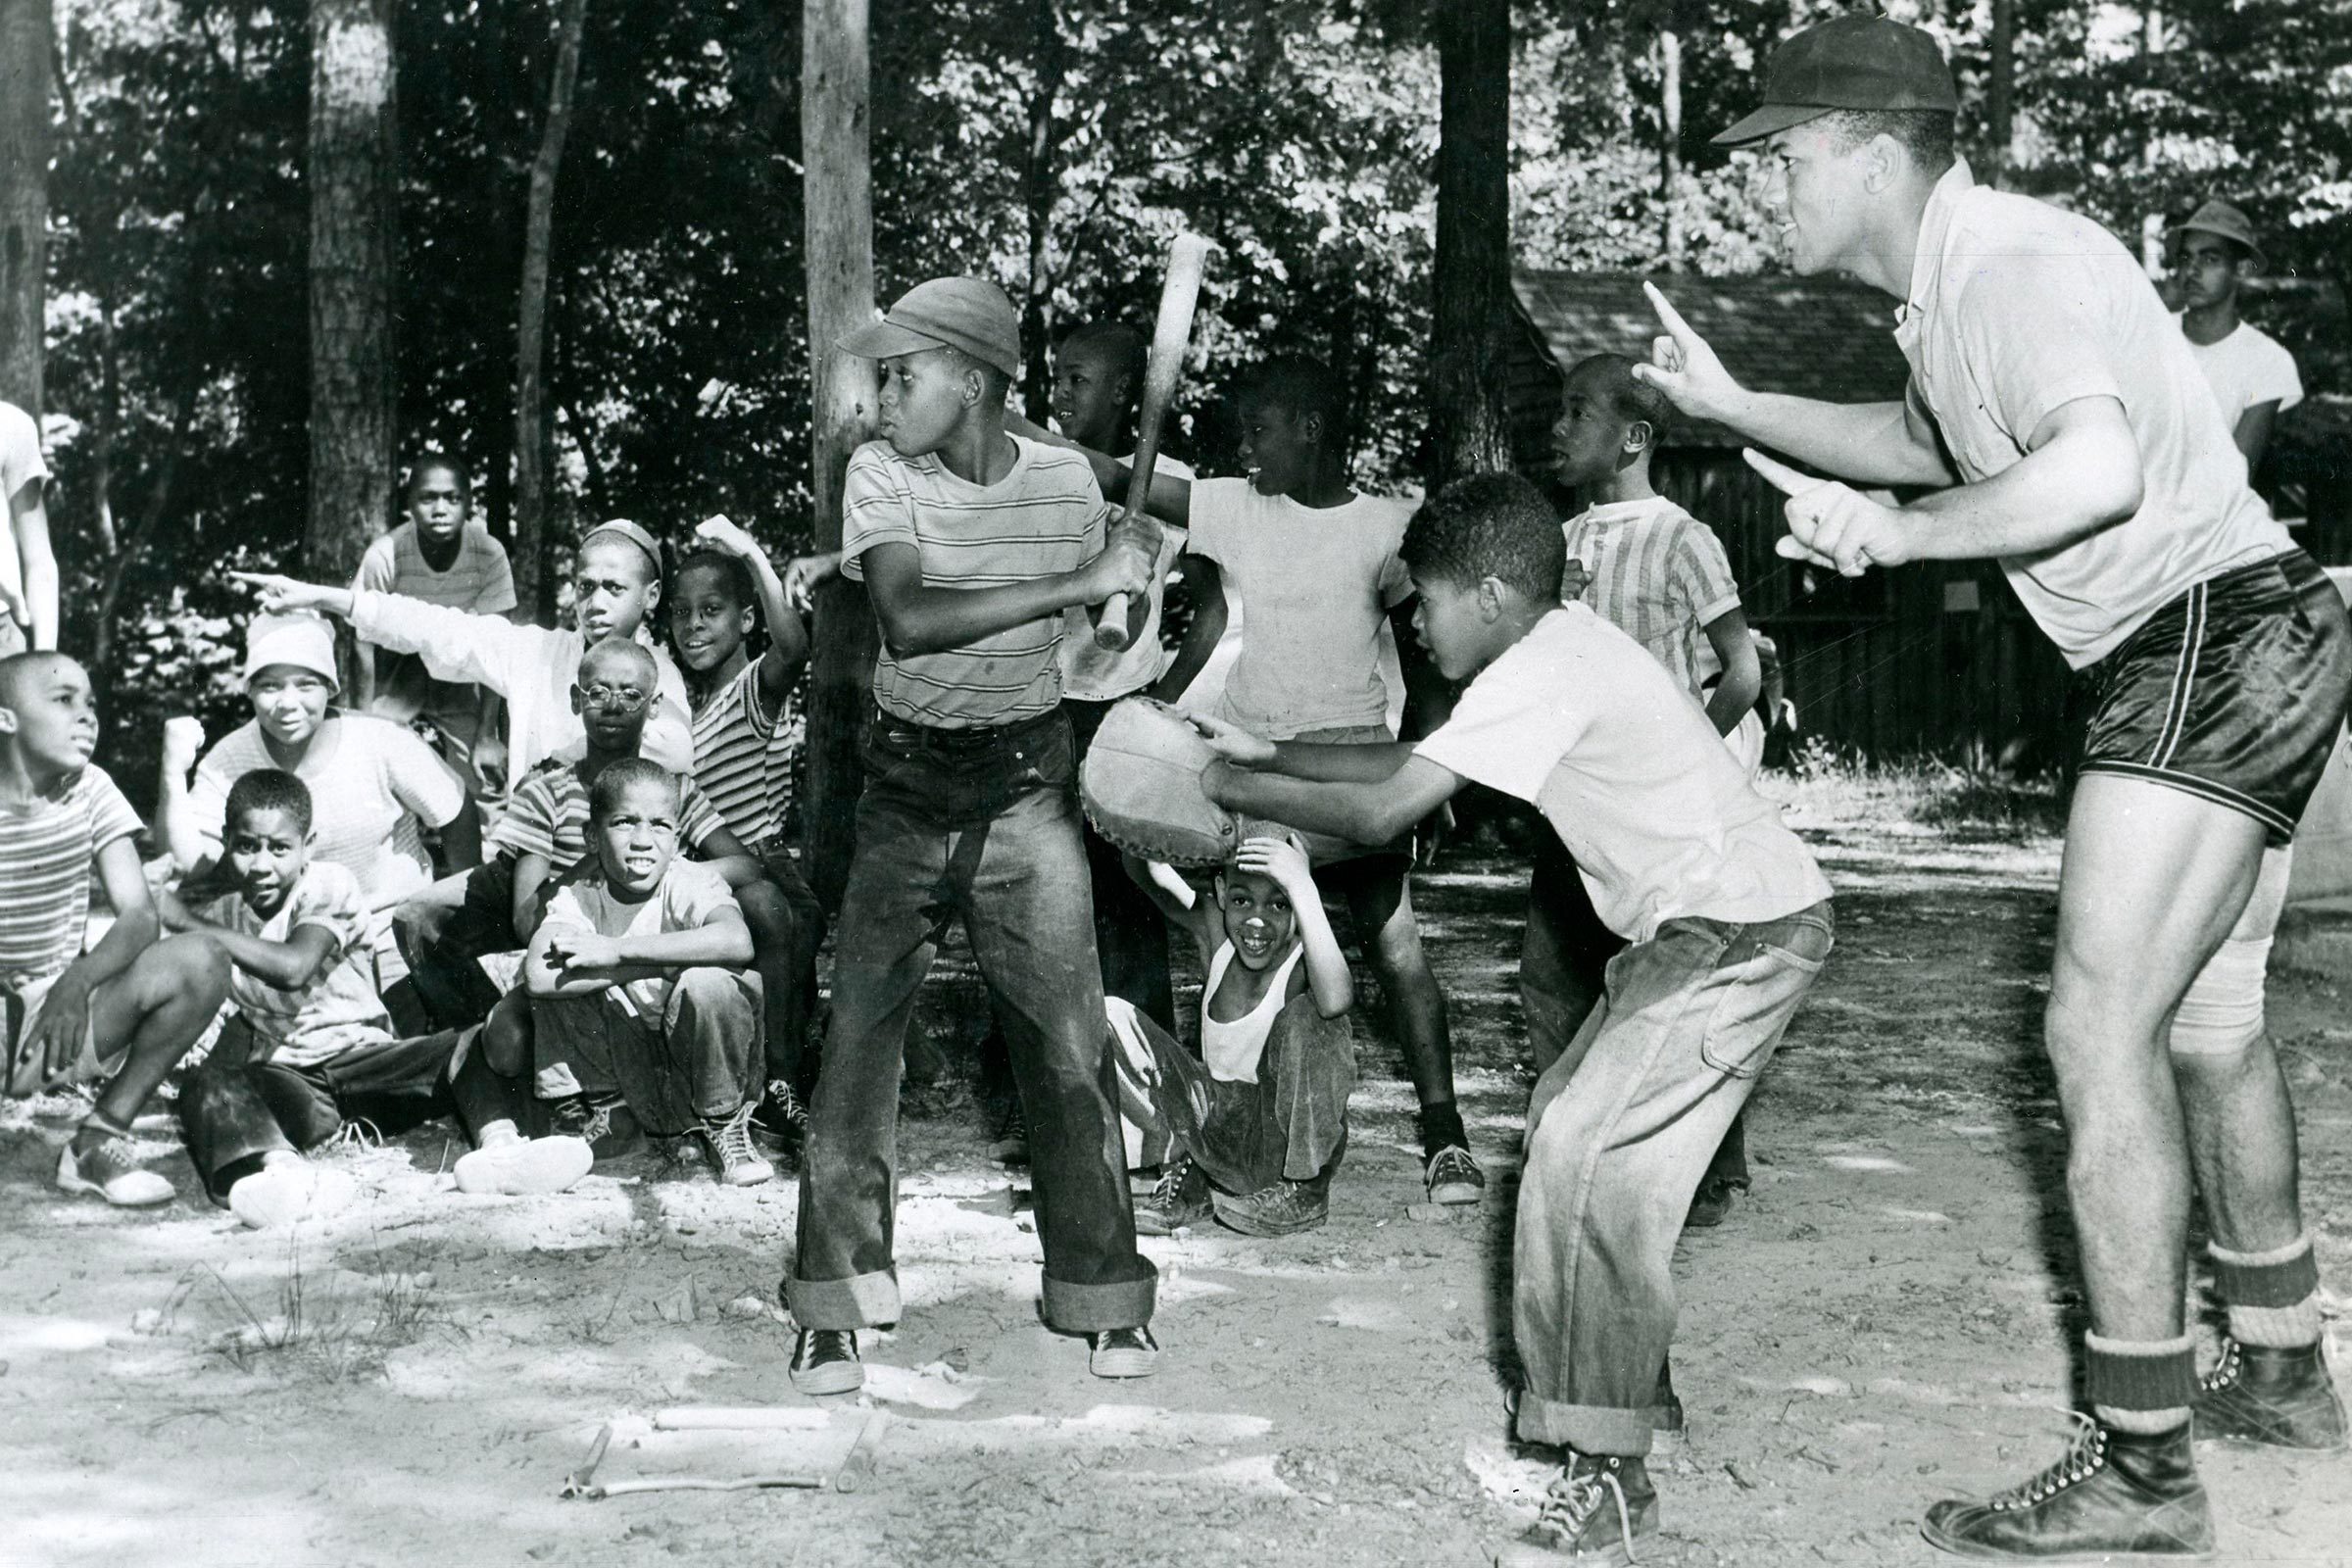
[{"xmin": 1763, "ymin": 736, "xmax": 2070, "ymax": 840}]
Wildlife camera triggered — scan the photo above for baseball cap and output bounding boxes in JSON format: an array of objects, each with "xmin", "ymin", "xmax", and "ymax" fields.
[
  {"xmin": 837, "ymin": 277, "xmax": 1022, "ymax": 378},
  {"xmin": 580, "ymin": 518, "xmax": 663, "ymax": 578},
  {"xmin": 243, "ymin": 612, "xmax": 341, "ymax": 693},
  {"xmin": 1713, "ymin": 13, "xmax": 1958, "ymax": 147},
  {"xmin": 2171, "ymin": 200, "xmax": 2265, "ymax": 269}
]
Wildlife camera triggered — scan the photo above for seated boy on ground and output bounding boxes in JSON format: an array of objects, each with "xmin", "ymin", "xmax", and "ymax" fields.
[
  {"xmin": 2, "ymin": 652, "xmax": 231, "ymax": 1206},
  {"xmin": 1112, "ymin": 828, "xmax": 1355, "ymax": 1238},
  {"xmin": 507, "ymin": 757, "xmax": 769, "ymax": 1187},
  {"xmin": 166, "ymin": 768, "xmax": 592, "ymax": 1226},
  {"xmin": 1195, "ymin": 473, "xmax": 1833, "ymax": 1566}
]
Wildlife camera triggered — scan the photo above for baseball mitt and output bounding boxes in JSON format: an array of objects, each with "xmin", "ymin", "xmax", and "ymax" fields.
[{"xmin": 1082, "ymin": 697, "xmax": 1242, "ymax": 867}]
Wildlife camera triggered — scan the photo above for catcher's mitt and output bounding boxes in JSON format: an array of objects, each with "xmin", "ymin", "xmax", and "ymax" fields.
[{"xmin": 1081, "ymin": 697, "xmax": 1241, "ymax": 867}]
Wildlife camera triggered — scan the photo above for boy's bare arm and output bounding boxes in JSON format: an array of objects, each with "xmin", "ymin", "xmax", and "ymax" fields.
[
  {"xmin": 1244, "ymin": 836, "xmax": 1352, "ymax": 1018},
  {"xmin": 2231, "ymin": 401, "xmax": 2279, "ymax": 470},
  {"xmin": 694, "ymin": 515, "xmax": 812, "ymax": 710},
  {"xmin": 539, "ymin": 908, "xmax": 756, "ymax": 987},
  {"xmin": 524, "ymin": 920, "xmax": 611, "ymax": 999},
  {"xmin": 11, "ymin": 486, "xmax": 57, "ymax": 650},
  {"xmin": 1700, "ymin": 607, "xmax": 1764, "ymax": 737},
  {"xmin": 472, "ymin": 692, "xmax": 508, "ymax": 794},
  {"xmin": 158, "ymin": 890, "xmax": 340, "ymax": 990},
  {"xmin": 1206, "ymin": 754, "xmax": 1460, "ymax": 850},
  {"xmin": 510, "ymin": 852, "xmax": 559, "ymax": 945},
  {"xmin": 1148, "ymin": 556, "xmax": 1225, "ymax": 705},
  {"xmin": 860, "ymin": 537, "xmax": 1149, "ymax": 658}
]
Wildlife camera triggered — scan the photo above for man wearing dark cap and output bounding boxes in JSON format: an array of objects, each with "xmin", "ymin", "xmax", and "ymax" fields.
[
  {"xmin": 778, "ymin": 276, "xmax": 1168, "ymax": 1390},
  {"xmin": 2173, "ymin": 199, "xmax": 2303, "ymax": 472},
  {"xmin": 1622, "ymin": 12, "xmax": 2351, "ymax": 1566}
]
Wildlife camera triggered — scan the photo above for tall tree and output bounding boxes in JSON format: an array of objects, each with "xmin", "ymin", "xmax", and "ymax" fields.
[
  {"xmin": 306, "ymin": 0, "xmax": 398, "ymax": 589},
  {"xmin": 802, "ymin": 0, "xmax": 879, "ymax": 913},
  {"xmin": 514, "ymin": 0, "xmax": 591, "ymax": 623},
  {"xmin": 0, "ymin": 0, "xmax": 51, "ymax": 413},
  {"xmin": 1656, "ymin": 23, "xmax": 1685, "ymax": 270},
  {"xmin": 1428, "ymin": 0, "xmax": 1513, "ymax": 481},
  {"xmin": 1987, "ymin": 0, "xmax": 2014, "ymax": 187}
]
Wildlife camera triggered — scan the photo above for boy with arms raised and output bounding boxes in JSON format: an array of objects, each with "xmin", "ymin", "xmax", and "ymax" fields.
[
  {"xmin": 1196, "ymin": 474, "xmax": 1834, "ymax": 1565},
  {"xmin": 1071, "ymin": 354, "xmax": 1481, "ymax": 1208},
  {"xmin": 674, "ymin": 517, "xmax": 827, "ymax": 1148},
  {"xmin": 782, "ymin": 276, "xmax": 1161, "ymax": 1393},
  {"xmin": 2, "ymin": 653, "xmax": 231, "ymax": 1205},
  {"xmin": 1113, "ymin": 829, "xmax": 1355, "ymax": 1238},
  {"xmin": 517, "ymin": 757, "xmax": 768, "ymax": 1187},
  {"xmin": 168, "ymin": 769, "xmax": 591, "ymax": 1226}
]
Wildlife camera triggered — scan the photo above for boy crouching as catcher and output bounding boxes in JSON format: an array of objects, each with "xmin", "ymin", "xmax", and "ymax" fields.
[
  {"xmin": 781, "ymin": 276, "xmax": 1161, "ymax": 1394},
  {"xmin": 1196, "ymin": 473, "xmax": 1834, "ymax": 1565}
]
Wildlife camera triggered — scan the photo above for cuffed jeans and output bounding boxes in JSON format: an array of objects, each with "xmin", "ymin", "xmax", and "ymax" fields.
[
  {"xmin": 786, "ymin": 708, "xmax": 1156, "ymax": 1335},
  {"xmin": 532, "ymin": 968, "xmax": 761, "ymax": 1136},
  {"xmin": 1513, "ymin": 902, "xmax": 1833, "ymax": 1456},
  {"xmin": 1107, "ymin": 994, "xmax": 1355, "ymax": 1193}
]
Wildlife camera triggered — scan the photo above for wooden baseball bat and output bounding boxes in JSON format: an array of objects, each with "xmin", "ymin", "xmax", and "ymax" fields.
[{"xmin": 1095, "ymin": 232, "xmax": 1211, "ymax": 652}]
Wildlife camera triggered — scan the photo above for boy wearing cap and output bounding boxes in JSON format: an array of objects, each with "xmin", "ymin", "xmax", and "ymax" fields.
[
  {"xmin": 1641, "ymin": 12, "xmax": 2351, "ymax": 1561},
  {"xmin": 2172, "ymin": 200, "xmax": 2303, "ymax": 473},
  {"xmin": 781, "ymin": 275, "xmax": 1163, "ymax": 1392},
  {"xmin": 0, "ymin": 397, "xmax": 58, "ymax": 654}
]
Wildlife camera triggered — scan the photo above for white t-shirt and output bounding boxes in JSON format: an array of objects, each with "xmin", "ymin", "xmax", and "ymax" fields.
[
  {"xmin": 202, "ymin": 861, "xmax": 397, "ymax": 1069},
  {"xmin": 1059, "ymin": 454, "xmax": 1198, "ymax": 703},
  {"xmin": 1415, "ymin": 608, "xmax": 1831, "ymax": 944},
  {"xmin": 0, "ymin": 399, "xmax": 48, "ymax": 628},
  {"xmin": 539, "ymin": 858, "xmax": 741, "ymax": 1017},
  {"xmin": 1184, "ymin": 479, "xmax": 1415, "ymax": 739},
  {"xmin": 2180, "ymin": 318, "xmax": 2303, "ymax": 430}
]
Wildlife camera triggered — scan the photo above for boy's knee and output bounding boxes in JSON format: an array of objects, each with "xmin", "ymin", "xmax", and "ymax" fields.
[
  {"xmin": 483, "ymin": 996, "xmax": 532, "ymax": 1075},
  {"xmin": 675, "ymin": 966, "xmax": 753, "ymax": 1012},
  {"xmin": 160, "ymin": 933, "xmax": 233, "ymax": 1001}
]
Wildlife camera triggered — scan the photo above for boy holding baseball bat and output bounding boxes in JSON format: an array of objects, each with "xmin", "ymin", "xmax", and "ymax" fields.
[{"xmin": 781, "ymin": 276, "xmax": 1163, "ymax": 1393}]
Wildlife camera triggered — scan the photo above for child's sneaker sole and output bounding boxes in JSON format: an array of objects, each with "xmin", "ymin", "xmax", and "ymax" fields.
[{"xmin": 788, "ymin": 1360, "xmax": 865, "ymax": 1396}]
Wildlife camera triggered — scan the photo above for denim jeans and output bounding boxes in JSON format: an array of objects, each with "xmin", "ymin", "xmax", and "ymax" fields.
[
  {"xmin": 1513, "ymin": 901, "xmax": 1833, "ymax": 1456},
  {"xmin": 785, "ymin": 708, "xmax": 1156, "ymax": 1335},
  {"xmin": 532, "ymin": 968, "xmax": 761, "ymax": 1136},
  {"xmin": 1108, "ymin": 993, "xmax": 1355, "ymax": 1193}
]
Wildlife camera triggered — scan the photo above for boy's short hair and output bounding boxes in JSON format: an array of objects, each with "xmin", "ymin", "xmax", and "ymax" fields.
[
  {"xmin": 1567, "ymin": 353, "xmax": 1675, "ymax": 439},
  {"xmin": 1819, "ymin": 108, "xmax": 1954, "ymax": 173},
  {"xmin": 225, "ymin": 767, "xmax": 315, "ymax": 836},
  {"xmin": 1057, "ymin": 321, "xmax": 1145, "ymax": 382},
  {"xmin": 946, "ymin": 346, "xmax": 1015, "ymax": 408},
  {"xmin": 0, "ymin": 650, "xmax": 60, "ymax": 714},
  {"xmin": 578, "ymin": 635, "xmax": 659, "ymax": 686},
  {"xmin": 1399, "ymin": 472, "xmax": 1566, "ymax": 601},
  {"xmin": 403, "ymin": 452, "xmax": 470, "ymax": 504},
  {"xmin": 589, "ymin": 756, "xmax": 680, "ymax": 822},
  {"xmin": 1241, "ymin": 353, "xmax": 1350, "ymax": 450},
  {"xmin": 672, "ymin": 549, "xmax": 757, "ymax": 612}
]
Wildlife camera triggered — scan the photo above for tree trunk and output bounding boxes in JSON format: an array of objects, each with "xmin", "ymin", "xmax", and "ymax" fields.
[
  {"xmin": 0, "ymin": 0, "xmax": 52, "ymax": 414},
  {"xmin": 1658, "ymin": 26, "xmax": 1686, "ymax": 271},
  {"xmin": 307, "ymin": 0, "xmax": 399, "ymax": 600},
  {"xmin": 801, "ymin": 0, "xmax": 879, "ymax": 914},
  {"xmin": 1988, "ymin": 0, "xmax": 2013, "ymax": 187},
  {"xmin": 1429, "ymin": 0, "xmax": 1513, "ymax": 482},
  {"xmin": 514, "ymin": 0, "xmax": 590, "ymax": 625},
  {"xmin": 1017, "ymin": 0, "xmax": 1064, "ymax": 421}
]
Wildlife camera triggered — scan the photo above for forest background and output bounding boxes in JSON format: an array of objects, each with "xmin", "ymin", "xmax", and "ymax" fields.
[{"xmin": 2, "ymin": 0, "xmax": 2345, "ymax": 802}]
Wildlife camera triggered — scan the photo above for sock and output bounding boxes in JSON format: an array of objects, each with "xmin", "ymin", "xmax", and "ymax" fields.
[
  {"xmin": 2086, "ymin": 1332, "xmax": 2195, "ymax": 1434},
  {"xmin": 1418, "ymin": 1100, "xmax": 1467, "ymax": 1155},
  {"xmin": 75, "ymin": 1108, "xmax": 135, "ymax": 1146},
  {"xmin": 2211, "ymin": 1235, "xmax": 2324, "ymax": 1348},
  {"xmin": 476, "ymin": 1119, "xmax": 522, "ymax": 1147}
]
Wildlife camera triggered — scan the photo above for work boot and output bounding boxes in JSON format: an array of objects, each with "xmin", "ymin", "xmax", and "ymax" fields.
[
  {"xmin": 1922, "ymin": 1416, "xmax": 2214, "ymax": 1560},
  {"xmin": 1135, "ymin": 1155, "xmax": 1210, "ymax": 1236},
  {"xmin": 2193, "ymin": 1338, "xmax": 2348, "ymax": 1451},
  {"xmin": 1499, "ymin": 1449, "xmax": 1658, "ymax": 1566}
]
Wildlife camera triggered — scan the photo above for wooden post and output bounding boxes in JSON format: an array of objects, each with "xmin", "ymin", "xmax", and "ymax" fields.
[
  {"xmin": 306, "ymin": 0, "xmax": 399, "ymax": 604},
  {"xmin": 514, "ymin": 0, "xmax": 591, "ymax": 625},
  {"xmin": 0, "ymin": 0, "xmax": 50, "ymax": 415},
  {"xmin": 1429, "ymin": 0, "xmax": 1514, "ymax": 483},
  {"xmin": 801, "ymin": 0, "xmax": 879, "ymax": 914}
]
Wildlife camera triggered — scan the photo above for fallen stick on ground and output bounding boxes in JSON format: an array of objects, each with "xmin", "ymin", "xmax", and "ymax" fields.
[{"xmin": 561, "ymin": 1410, "xmax": 891, "ymax": 1499}]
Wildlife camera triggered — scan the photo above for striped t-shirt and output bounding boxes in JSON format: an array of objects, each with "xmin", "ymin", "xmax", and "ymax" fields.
[
  {"xmin": 0, "ymin": 764, "xmax": 143, "ymax": 989},
  {"xmin": 840, "ymin": 437, "xmax": 1108, "ymax": 728},
  {"xmin": 1563, "ymin": 497, "xmax": 1743, "ymax": 707},
  {"xmin": 690, "ymin": 662, "xmax": 796, "ymax": 848},
  {"xmin": 488, "ymin": 762, "xmax": 727, "ymax": 869},
  {"xmin": 354, "ymin": 521, "xmax": 517, "ymax": 736}
]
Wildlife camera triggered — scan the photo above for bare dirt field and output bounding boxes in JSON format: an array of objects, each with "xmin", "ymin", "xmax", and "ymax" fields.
[{"xmin": 7, "ymin": 792, "xmax": 2350, "ymax": 1568}]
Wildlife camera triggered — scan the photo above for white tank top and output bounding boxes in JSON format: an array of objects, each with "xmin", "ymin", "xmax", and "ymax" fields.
[{"xmin": 1200, "ymin": 940, "xmax": 1305, "ymax": 1085}]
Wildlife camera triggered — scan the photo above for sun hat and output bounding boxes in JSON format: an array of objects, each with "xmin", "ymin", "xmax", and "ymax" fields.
[
  {"xmin": 1713, "ymin": 13, "xmax": 1958, "ymax": 147},
  {"xmin": 837, "ymin": 277, "xmax": 1022, "ymax": 379},
  {"xmin": 2170, "ymin": 200, "xmax": 2265, "ymax": 270},
  {"xmin": 243, "ymin": 612, "xmax": 341, "ymax": 693}
]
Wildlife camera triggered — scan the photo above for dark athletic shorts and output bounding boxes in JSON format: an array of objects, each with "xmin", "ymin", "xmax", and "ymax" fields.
[{"xmin": 2076, "ymin": 549, "xmax": 2352, "ymax": 845}]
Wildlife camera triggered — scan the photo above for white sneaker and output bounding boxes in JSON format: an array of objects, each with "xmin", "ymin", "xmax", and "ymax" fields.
[
  {"xmin": 56, "ymin": 1137, "xmax": 175, "ymax": 1207},
  {"xmin": 454, "ymin": 1135, "xmax": 593, "ymax": 1196},
  {"xmin": 227, "ymin": 1158, "xmax": 357, "ymax": 1229}
]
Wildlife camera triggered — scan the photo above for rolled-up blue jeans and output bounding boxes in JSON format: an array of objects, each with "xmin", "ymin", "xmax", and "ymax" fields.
[
  {"xmin": 1513, "ymin": 902, "xmax": 1833, "ymax": 1456},
  {"xmin": 785, "ymin": 707, "xmax": 1156, "ymax": 1335}
]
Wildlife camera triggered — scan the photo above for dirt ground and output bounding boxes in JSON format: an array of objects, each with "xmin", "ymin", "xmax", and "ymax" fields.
[{"xmin": 7, "ymin": 795, "xmax": 2351, "ymax": 1568}]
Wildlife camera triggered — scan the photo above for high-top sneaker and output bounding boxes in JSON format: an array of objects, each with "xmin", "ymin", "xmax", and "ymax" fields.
[
  {"xmin": 1499, "ymin": 1449, "xmax": 1658, "ymax": 1566},
  {"xmin": 2193, "ymin": 1338, "xmax": 2348, "ymax": 1451},
  {"xmin": 788, "ymin": 1327, "xmax": 862, "ymax": 1396},
  {"xmin": 1922, "ymin": 1416, "xmax": 2214, "ymax": 1560},
  {"xmin": 750, "ymin": 1078, "xmax": 810, "ymax": 1155},
  {"xmin": 1135, "ymin": 1155, "xmax": 1209, "ymax": 1236}
]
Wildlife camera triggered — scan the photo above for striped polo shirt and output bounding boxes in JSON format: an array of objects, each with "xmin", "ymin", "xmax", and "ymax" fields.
[
  {"xmin": 0, "ymin": 764, "xmax": 144, "ymax": 989},
  {"xmin": 488, "ymin": 762, "xmax": 727, "ymax": 869},
  {"xmin": 690, "ymin": 662, "xmax": 796, "ymax": 848},
  {"xmin": 1564, "ymin": 497, "xmax": 1743, "ymax": 707},
  {"xmin": 840, "ymin": 437, "xmax": 1108, "ymax": 729}
]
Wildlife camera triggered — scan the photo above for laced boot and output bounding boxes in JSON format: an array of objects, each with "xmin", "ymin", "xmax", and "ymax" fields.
[
  {"xmin": 1135, "ymin": 1155, "xmax": 1210, "ymax": 1235},
  {"xmin": 1498, "ymin": 1449, "xmax": 1658, "ymax": 1566},
  {"xmin": 1922, "ymin": 1414, "xmax": 2214, "ymax": 1561},
  {"xmin": 2193, "ymin": 1338, "xmax": 2348, "ymax": 1451}
]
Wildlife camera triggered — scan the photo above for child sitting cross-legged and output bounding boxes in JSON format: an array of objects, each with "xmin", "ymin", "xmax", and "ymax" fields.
[
  {"xmin": 1112, "ymin": 829, "xmax": 1355, "ymax": 1238},
  {"xmin": 506, "ymin": 757, "xmax": 768, "ymax": 1187},
  {"xmin": 167, "ymin": 768, "xmax": 593, "ymax": 1226}
]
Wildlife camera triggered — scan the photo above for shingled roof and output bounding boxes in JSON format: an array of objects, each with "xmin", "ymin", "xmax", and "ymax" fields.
[{"xmin": 1509, "ymin": 271, "xmax": 1915, "ymax": 448}]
